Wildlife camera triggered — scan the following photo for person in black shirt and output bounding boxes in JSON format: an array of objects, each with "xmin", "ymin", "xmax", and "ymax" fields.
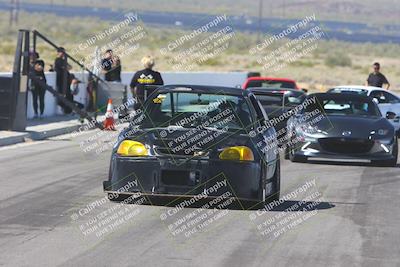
[
  {"xmin": 101, "ymin": 49, "xmax": 113, "ymax": 81},
  {"xmin": 31, "ymin": 60, "xmax": 47, "ymax": 118},
  {"xmin": 366, "ymin": 62, "xmax": 390, "ymax": 89},
  {"xmin": 109, "ymin": 56, "xmax": 122, "ymax": 82},
  {"xmin": 130, "ymin": 56, "xmax": 164, "ymax": 108},
  {"xmin": 101, "ymin": 49, "xmax": 121, "ymax": 82},
  {"xmin": 54, "ymin": 47, "xmax": 69, "ymax": 113}
]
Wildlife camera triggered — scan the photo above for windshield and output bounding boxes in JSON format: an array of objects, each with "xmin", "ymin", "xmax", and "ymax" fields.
[
  {"xmin": 304, "ymin": 96, "xmax": 380, "ymax": 116},
  {"xmin": 139, "ymin": 91, "xmax": 253, "ymax": 130},
  {"xmin": 247, "ymin": 80, "xmax": 296, "ymax": 89},
  {"xmin": 256, "ymin": 94, "xmax": 283, "ymax": 107},
  {"xmin": 255, "ymin": 92, "xmax": 305, "ymax": 108},
  {"xmin": 328, "ymin": 88, "xmax": 368, "ymax": 95}
]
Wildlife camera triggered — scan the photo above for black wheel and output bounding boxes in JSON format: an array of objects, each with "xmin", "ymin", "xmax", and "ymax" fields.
[
  {"xmin": 372, "ymin": 138, "xmax": 398, "ymax": 167},
  {"xmin": 252, "ymin": 163, "xmax": 268, "ymax": 210},
  {"xmin": 284, "ymin": 145, "xmax": 290, "ymax": 160},
  {"xmin": 107, "ymin": 192, "xmax": 125, "ymax": 202},
  {"xmin": 289, "ymin": 141, "xmax": 307, "ymax": 163},
  {"xmin": 251, "ymin": 158, "xmax": 281, "ymax": 210},
  {"xmin": 266, "ymin": 158, "xmax": 280, "ymax": 203}
]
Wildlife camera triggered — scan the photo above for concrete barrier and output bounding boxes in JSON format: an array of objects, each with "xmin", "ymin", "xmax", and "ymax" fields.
[{"xmin": 1, "ymin": 71, "xmax": 249, "ymax": 119}]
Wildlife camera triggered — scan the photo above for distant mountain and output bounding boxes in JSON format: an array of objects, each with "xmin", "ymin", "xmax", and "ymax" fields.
[{"xmin": 1, "ymin": 1, "xmax": 399, "ymax": 44}]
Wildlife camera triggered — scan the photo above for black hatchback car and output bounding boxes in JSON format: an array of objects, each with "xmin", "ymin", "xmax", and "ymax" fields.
[{"xmin": 103, "ymin": 85, "xmax": 280, "ymax": 208}]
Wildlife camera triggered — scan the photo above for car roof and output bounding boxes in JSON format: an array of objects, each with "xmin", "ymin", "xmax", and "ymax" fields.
[
  {"xmin": 309, "ymin": 92, "xmax": 374, "ymax": 101},
  {"xmin": 154, "ymin": 84, "xmax": 249, "ymax": 97},
  {"xmin": 330, "ymin": 85, "xmax": 384, "ymax": 92},
  {"xmin": 246, "ymin": 76, "xmax": 296, "ymax": 83}
]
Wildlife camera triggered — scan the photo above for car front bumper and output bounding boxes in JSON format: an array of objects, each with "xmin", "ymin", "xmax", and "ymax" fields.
[
  {"xmin": 103, "ymin": 155, "xmax": 263, "ymax": 202},
  {"xmin": 293, "ymin": 137, "xmax": 396, "ymax": 161}
]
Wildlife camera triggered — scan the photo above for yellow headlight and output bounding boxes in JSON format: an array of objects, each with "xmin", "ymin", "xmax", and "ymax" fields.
[
  {"xmin": 219, "ymin": 146, "xmax": 254, "ymax": 161},
  {"xmin": 117, "ymin": 140, "xmax": 148, "ymax": 156}
]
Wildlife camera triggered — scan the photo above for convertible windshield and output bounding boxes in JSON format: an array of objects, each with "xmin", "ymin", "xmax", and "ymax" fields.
[
  {"xmin": 304, "ymin": 96, "xmax": 380, "ymax": 116},
  {"xmin": 328, "ymin": 88, "xmax": 368, "ymax": 95},
  {"xmin": 139, "ymin": 91, "xmax": 253, "ymax": 130}
]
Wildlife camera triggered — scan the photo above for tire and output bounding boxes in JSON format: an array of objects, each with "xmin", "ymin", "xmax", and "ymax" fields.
[
  {"xmin": 284, "ymin": 145, "xmax": 290, "ymax": 160},
  {"xmin": 251, "ymin": 158, "xmax": 281, "ymax": 210},
  {"xmin": 252, "ymin": 163, "xmax": 267, "ymax": 210},
  {"xmin": 107, "ymin": 193, "xmax": 125, "ymax": 202},
  {"xmin": 288, "ymin": 141, "xmax": 307, "ymax": 163},
  {"xmin": 266, "ymin": 158, "xmax": 280, "ymax": 203},
  {"xmin": 372, "ymin": 138, "xmax": 398, "ymax": 167}
]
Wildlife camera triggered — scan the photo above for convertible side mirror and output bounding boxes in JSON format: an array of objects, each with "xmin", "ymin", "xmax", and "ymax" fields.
[
  {"xmin": 386, "ymin": 111, "xmax": 396, "ymax": 120},
  {"xmin": 301, "ymin": 88, "xmax": 308, "ymax": 93}
]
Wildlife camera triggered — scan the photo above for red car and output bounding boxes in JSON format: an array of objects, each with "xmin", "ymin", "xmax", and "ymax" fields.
[{"xmin": 242, "ymin": 77, "xmax": 300, "ymax": 90}]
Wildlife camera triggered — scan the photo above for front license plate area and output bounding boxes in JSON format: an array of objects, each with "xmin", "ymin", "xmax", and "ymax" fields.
[{"xmin": 161, "ymin": 170, "xmax": 191, "ymax": 186}]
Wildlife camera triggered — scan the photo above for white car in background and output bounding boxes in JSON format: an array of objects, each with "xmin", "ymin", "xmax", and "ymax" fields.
[{"xmin": 328, "ymin": 85, "xmax": 400, "ymax": 135}]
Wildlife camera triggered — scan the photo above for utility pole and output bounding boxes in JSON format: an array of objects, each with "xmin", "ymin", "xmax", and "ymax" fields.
[
  {"xmin": 257, "ymin": 0, "xmax": 263, "ymax": 42},
  {"xmin": 9, "ymin": 0, "xmax": 19, "ymax": 26}
]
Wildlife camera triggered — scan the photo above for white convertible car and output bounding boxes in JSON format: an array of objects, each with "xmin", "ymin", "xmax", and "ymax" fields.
[{"xmin": 328, "ymin": 85, "xmax": 400, "ymax": 135}]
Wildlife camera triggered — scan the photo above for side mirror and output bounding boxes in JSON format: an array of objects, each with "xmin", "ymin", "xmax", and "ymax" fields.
[
  {"xmin": 372, "ymin": 98, "xmax": 379, "ymax": 104},
  {"xmin": 386, "ymin": 111, "xmax": 396, "ymax": 120},
  {"xmin": 301, "ymin": 88, "xmax": 308, "ymax": 93}
]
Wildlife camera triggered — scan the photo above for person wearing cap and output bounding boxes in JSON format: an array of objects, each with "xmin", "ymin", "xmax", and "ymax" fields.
[
  {"xmin": 30, "ymin": 59, "xmax": 47, "ymax": 118},
  {"xmin": 130, "ymin": 56, "xmax": 164, "ymax": 107},
  {"xmin": 54, "ymin": 47, "xmax": 69, "ymax": 112},
  {"xmin": 366, "ymin": 62, "xmax": 390, "ymax": 89}
]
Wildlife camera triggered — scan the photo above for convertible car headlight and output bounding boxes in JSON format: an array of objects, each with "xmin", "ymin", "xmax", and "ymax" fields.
[
  {"xmin": 219, "ymin": 146, "xmax": 254, "ymax": 161},
  {"xmin": 117, "ymin": 140, "xmax": 148, "ymax": 156}
]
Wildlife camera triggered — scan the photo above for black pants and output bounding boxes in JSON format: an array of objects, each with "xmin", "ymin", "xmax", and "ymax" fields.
[{"xmin": 31, "ymin": 88, "xmax": 46, "ymax": 115}]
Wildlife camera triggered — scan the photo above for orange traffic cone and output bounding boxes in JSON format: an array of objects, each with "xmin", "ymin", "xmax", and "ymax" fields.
[{"xmin": 103, "ymin": 99, "xmax": 116, "ymax": 131}]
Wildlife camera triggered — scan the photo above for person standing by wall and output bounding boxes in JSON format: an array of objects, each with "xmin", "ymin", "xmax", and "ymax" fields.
[
  {"xmin": 110, "ymin": 55, "xmax": 122, "ymax": 82},
  {"xmin": 54, "ymin": 47, "xmax": 69, "ymax": 113},
  {"xmin": 130, "ymin": 56, "xmax": 164, "ymax": 109},
  {"xmin": 101, "ymin": 49, "xmax": 113, "ymax": 81},
  {"xmin": 101, "ymin": 49, "xmax": 122, "ymax": 82},
  {"xmin": 30, "ymin": 59, "xmax": 47, "ymax": 119},
  {"xmin": 130, "ymin": 56, "xmax": 164, "ymax": 108},
  {"xmin": 366, "ymin": 62, "xmax": 390, "ymax": 89}
]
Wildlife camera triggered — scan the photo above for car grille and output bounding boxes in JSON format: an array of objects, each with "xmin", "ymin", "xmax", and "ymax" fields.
[
  {"xmin": 154, "ymin": 146, "xmax": 209, "ymax": 157},
  {"xmin": 318, "ymin": 138, "xmax": 374, "ymax": 154},
  {"xmin": 155, "ymin": 146, "xmax": 189, "ymax": 156}
]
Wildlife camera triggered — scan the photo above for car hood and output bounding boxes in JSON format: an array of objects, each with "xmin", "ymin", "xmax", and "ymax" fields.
[{"xmin": 303, "ymin": 115, "xmax": 393, "ymax": 139}]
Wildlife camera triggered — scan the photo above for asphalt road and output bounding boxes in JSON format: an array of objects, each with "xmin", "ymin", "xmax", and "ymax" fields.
[{"xmin": 0, "ymin": 130, "xmax": 399, "ymax": 267}]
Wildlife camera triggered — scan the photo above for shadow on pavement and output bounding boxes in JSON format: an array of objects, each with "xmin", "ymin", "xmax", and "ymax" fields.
[
  {"xmin": 304, "ymin": 159, "xmax": 400, "ymax": 168},
  {"xmin": 267, "ymin": 200, "xmax": 335, "ymax": 212},
  {"xmin": 27, "ymin": 115, "xmax": 82, "ymax": 127},
  {"xmin": 118, "ymin": 195, "xmax": 335, "ymax": 211}
]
